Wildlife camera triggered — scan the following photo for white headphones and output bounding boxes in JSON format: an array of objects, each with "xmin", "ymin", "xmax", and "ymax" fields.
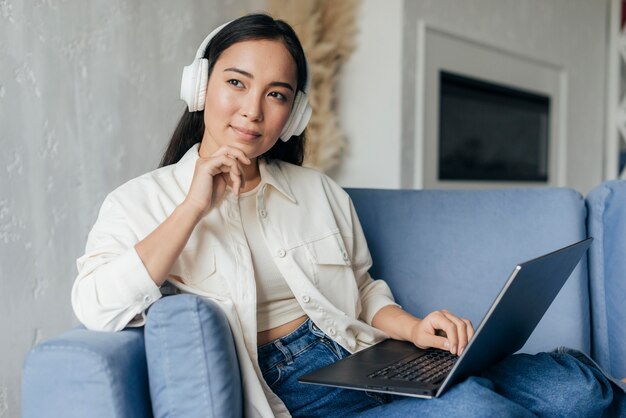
[{"xmin": 180, "ymin": 20, "xmax": 312, "ymax": 142}]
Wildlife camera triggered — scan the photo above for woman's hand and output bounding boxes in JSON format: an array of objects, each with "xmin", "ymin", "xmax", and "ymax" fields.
[
  {"xmin": 371, "ymin": 305, "xmax": 475, "ymax": 356},
  {"xmin": 182, "ymin": 145, "xmax": 252, "ymax": 215},
  {"xmin": 409, "ymin": 309, "xmax": 475, "ymax": 356}
]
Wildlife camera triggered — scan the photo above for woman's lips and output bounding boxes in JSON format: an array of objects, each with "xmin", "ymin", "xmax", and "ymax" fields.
[{"xmin": 231, "ymin": 125, "xmax": 261, "ymax": 140}]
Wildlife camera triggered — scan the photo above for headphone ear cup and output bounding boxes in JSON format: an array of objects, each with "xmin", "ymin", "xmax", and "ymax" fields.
[
  {"xmin": 293, "ymin": 103, "xmax": 312, "ymax": 137},
  {"xmin": 180, "ymin": 58, "xmax": 208, "ymax": 112},
  {"xmin": 194, "ymin": 58, "xmax": 209, "ymax": 111},
  {"xmin": 280, "ymin": 91, "xmax": 311, "ymax": 141}
]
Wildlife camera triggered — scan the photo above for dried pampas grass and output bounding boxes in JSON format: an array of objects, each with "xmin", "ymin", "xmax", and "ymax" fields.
[{"xmin": 266, "ymin": 0, "xmax": 360, "ymax": 172}]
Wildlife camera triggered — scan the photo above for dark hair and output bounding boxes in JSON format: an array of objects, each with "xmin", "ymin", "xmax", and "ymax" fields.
[{"xmin": 159, "ymin": 13, "xmax": 308, "ymax": 168}]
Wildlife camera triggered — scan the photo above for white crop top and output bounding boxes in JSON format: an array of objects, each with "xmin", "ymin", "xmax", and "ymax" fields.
[{"xmin": 238, "ymin": 182, "xmax": 306, "ymax": 332}]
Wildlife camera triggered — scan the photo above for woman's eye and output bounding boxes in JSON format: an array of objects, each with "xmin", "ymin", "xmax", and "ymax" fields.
[
  {"xmin": 269, "ymin": 91, "xmax": 287, "ymax": 102},
  {"xmin": 227, "ymin": 79, "xmax": 244, "ymax": 88}
]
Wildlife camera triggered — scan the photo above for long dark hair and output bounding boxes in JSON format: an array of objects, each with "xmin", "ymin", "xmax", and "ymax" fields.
[{"xmin": 159, "ymin": 13, "xmax": 308, "ymax": 168}]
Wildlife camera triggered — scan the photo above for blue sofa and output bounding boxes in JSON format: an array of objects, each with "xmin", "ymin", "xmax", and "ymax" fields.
[{"xmin": 22, "ymin": 181, "xmax": 626, "ymax": 417}]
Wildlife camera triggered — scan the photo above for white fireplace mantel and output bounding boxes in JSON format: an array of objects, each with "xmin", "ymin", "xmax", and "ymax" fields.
[{"xmin": 412, "ymin": 21, "xmax": 568, "ymax": 189}]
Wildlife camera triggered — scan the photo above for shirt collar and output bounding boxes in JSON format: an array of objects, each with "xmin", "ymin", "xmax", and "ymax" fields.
[
  {"xmin": 258, "ymin": 159, "xmax": 297, "ymax": 203},
  {"xmin": 173, "ymin": 143, "xmax": 297, "ymax": 204}
]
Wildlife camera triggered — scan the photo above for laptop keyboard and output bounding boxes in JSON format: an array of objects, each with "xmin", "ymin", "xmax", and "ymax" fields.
[{"xmin": 367, "ymin": 348, "xmax": 458, "ymax": 384}]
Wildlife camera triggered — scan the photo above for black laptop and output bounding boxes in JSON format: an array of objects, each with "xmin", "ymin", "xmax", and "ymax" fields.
[{"xmin": 299, "ymin": 238, "xmax": 593, "ymax": 398}]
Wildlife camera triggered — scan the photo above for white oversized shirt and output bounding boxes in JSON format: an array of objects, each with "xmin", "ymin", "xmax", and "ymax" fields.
[{"xmin": 71, "ymin": 144, "xmax": 398, "ymax": 418}]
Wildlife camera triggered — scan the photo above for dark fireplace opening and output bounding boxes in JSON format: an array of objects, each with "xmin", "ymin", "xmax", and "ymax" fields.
[{"xmin": 438, "ymin": 71, "xmax": 550, "ymax": 182}]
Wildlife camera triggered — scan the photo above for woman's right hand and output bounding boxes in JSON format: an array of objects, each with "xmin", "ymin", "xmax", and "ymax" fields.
[
  {"xmin": 182, "ymin": 145, "xmax": 252, "ymax": 216},
  {"xmin": 409, "ymin": 309, "xmax": 475, "ymax": 356}
]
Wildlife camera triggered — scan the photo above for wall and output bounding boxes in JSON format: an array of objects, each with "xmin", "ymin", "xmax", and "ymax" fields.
[
  {"xmin": 0, "ymin": 1, "xmax": 613, "ymax": 416},
  {"xmin": 335, "ymin": 0, "xmax": 610, "ymax": 195},
  {"xmin": 331, "ymin": 0, "xmax": 404, "ymax": 188},
  {"xmin": 0, "ymin": 1, "xmax": 260, "ymax": 416}
]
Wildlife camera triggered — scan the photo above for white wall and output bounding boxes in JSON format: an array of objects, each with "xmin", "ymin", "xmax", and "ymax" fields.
[
  {"xmin": 332, "ymin": 0, "xmax": 404, "ymax": 188},
  {"xmin": 335, "ymin": 0, "xmax": 610, "ymax": 195},
  {"xmin": 0, "ymin": 1, "xmax": 261, "ymax": 416}
]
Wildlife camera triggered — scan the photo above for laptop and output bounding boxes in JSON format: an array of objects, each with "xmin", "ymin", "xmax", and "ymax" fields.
[{"xmin": 299, "ymin": 238, "xmax": 593, "ymax": 398}]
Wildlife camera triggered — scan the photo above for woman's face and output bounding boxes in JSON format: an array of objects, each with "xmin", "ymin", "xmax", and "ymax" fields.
[{"xmin": 199, "ymin": 38, "xmax": 298, "ymax": 159}]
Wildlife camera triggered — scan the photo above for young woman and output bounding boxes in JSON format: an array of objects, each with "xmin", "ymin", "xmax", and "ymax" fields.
[{"xmin": 72, "ymin": 13, "xmax": 625, "ymax": 418}]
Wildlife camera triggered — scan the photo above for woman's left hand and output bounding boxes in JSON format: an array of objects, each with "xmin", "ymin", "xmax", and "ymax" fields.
[{"xmin": 408, "ymin": 310, "xmax": 475, "ymax": 356}]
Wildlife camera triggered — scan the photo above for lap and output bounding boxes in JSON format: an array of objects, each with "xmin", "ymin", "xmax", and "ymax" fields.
[
  {"xmin": 258, "ymin": 321, "xmax": 624, "ymax": 417},
  {"xmin": 358, "ymin": 350, "xmax": 624, "ymax": 418}
]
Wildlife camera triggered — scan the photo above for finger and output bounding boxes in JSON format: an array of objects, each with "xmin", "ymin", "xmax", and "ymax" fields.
[
  {"xmin": 230, "ymin": 148, "xmax": 252, "ymax": 165},
  {"xmin": 421, "ymin": 312, "xmax": 457, "ymax": 353},
  {"xmin": 225, "ymin": 159, "xmax": 246, "ymax": 196},
  {"xmin": 431, "ymin": 312, "xmax": 459, "ymax": 354},
  {"xmin": 230, "ymin": 167, "xmax": 242, "ymax": 195},
  {"xmin": 465, "ymin": 318, "xmax": 475, "ymax": 342},
  {"xmin": 417, "ymin": 333, "xmax": 452, "ymax": 352},
  {"xmin": 215, "ymin": 154, "xmax": 242, "ymax": 176},
  {"xmin": 441, "ymin": 312, "xmax": 468, "ymax": 355},
  {"xmin": 207, "ymin": 156, "xmax": 243, "ymax": 194},
  {"xmin": 215, "ymin": 146, "xmax": 252, "ymax": 165}
]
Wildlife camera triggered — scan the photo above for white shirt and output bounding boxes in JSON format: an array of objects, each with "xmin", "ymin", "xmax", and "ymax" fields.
[
  {"xmin": 238, "ymin": 182, "xmax": 306, "ymax": 332},
  {"xmin": 71, "ymin": 144, "xmax": 398, "ymax": 418}
]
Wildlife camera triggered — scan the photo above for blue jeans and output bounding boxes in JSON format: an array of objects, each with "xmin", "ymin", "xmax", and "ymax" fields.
[{"xmin": 257, "ymin": 319, "xmax": 626, "ymax": 417}]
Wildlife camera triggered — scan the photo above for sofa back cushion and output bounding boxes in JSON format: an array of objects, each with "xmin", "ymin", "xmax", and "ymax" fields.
[
  {"xmin": 586, "ymin": 180, "xmax": 626, "ymax": 378},
  {"xmin": 346, "ymin": 187, "xmax": 589, "ymax": 355}
]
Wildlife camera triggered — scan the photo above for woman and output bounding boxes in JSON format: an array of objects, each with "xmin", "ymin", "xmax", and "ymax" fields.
[{"xmin": 72, "ymin": 13, "xmax": 624, "ymax": 417}]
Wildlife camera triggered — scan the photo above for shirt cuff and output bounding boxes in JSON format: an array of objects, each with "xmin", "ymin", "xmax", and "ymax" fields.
[{"xmin": 116, "ymin": 247, "xmax": 163, "ymax": 307}]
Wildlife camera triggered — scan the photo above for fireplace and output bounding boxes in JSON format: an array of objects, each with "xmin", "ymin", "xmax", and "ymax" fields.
[
  {"xmin": 438, "ymin": 71, "xmax": 551, "ymax": 182},
  {"xmin": 412, "ymin": 22, "xmax": 566, "ymax": 189}
]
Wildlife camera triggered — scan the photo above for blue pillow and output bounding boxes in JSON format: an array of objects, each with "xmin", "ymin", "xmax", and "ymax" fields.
[{"xmin": 145, "ymin": 294, "xmax": 242, "ymax": 418}]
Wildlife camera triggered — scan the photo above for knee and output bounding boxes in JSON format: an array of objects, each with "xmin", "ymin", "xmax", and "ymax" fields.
[
  {"xmin": 489, "ymin": 352, "xmax": 613, "ymax": 416},
  {"xmin": 539, "ymin": 353, "xmax": 613, "ymax": 415}
]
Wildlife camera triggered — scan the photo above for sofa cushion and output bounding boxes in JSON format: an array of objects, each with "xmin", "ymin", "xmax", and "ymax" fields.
[
  {"xmin": 144, "ymin": 294, "xmax": 242, "ymax": 418},
  {"xmin": 586, "ymin": 180, "xmax": 626, "ymax": 378},
  {"xmin": 346, "ymin": 187, "xmax": 589, "ymax": 355}
]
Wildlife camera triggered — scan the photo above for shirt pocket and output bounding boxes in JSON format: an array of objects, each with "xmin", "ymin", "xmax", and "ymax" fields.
[
  {"xmin": 306, "ymin": 233, "xmax": 352, "ymax": 281},
  {"xmin": 305, "ymin": 234, "xmax": 359, "ymax": 311},
  {"xmin": 175, "ymin": 247, "xmax": 230, "ymax": 296}
]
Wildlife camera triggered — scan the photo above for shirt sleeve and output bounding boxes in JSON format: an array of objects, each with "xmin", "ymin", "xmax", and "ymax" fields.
[
  {"xmin": 347, "ymin": 198, "xmax": 400, "ymax": 325},
  {"xmin": 71, "ymin": 196, "xmax": 162, "ymax": 332}
]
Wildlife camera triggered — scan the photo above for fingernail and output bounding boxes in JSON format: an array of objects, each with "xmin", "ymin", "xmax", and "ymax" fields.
[
  {"xmin": 459, "ymin": 347, "xmax": 464, "ymax": 356},
  {"xmin": 444, "ymin": 341, "xmax": 450, "ymax": 349},
  {"xmin": 452, "ymin": 345, "xmax": 457, "ymax": 355}
]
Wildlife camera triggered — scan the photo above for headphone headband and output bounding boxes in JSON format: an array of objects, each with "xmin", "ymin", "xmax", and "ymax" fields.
[{"xmin": 194, "ymin": 21, "xmax": 231, "ymax": 60}]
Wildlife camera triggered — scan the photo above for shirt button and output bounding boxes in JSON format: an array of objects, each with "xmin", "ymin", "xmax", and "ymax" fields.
[
  {"xmin": 302, "ymin": 295, "xmax": 311, "ymax": 303},
  {"xmin": 277, "ymin": 249, "xmax": 286, "ymax": 257},
  {"xmin": 143, "ymin": 295, "xmax": 152, "ymax": 304},
  {"xmin": 328, "ymin": 328, "xmax": 336, "ymax": 336},
  {"xmin": 260, "ymin": 209, "xmax": 267, "ymax": 218},
  {"xmin": 342, "ymin": 251, "xmax": 349, "ymax": 261}
]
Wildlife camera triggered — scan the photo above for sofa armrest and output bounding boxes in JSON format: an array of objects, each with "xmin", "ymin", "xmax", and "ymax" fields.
[
  {"xmin": 586, "ymin": 180, "xmax": 626, "ymax": 379},
  {"xmin": 22, "ymin": 327, "xmax": 152, "ymax": 418}
]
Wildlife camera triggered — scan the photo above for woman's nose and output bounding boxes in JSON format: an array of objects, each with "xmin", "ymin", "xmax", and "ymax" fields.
[{"xmin": 240, "ymin": 93, "xmax": 263, "ymax": 121}]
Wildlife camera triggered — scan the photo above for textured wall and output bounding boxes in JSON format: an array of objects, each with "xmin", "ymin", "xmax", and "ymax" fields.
[{"xmin": 0, "ymin": 0, "xmax": 261, "ymax": 416}]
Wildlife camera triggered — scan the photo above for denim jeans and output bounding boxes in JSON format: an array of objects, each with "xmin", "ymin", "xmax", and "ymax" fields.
[{"xmin": 257, "ymin": 319, "xmax": 626, "ymax": 418}]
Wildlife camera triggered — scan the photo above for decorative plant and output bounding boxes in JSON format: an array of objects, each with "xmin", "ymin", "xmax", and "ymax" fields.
[{"xmin": 266, "ymin": 0, "xmax": 360, "ymax": 172}]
